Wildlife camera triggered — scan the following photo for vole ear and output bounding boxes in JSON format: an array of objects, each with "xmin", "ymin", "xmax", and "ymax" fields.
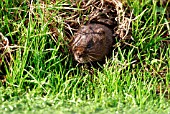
[
  {"xmin": 95, "ymin": 27, "xmax": 106, "ymax": 41},
  {"xmin": 96, "ymin": 27, "xmax": 105, "ymax": 34}
]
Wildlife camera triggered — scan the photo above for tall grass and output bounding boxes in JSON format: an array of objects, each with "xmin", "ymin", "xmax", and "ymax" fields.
[{"xmin": 0, "ymin": 0, "xmax": 169, "ymax": 113}]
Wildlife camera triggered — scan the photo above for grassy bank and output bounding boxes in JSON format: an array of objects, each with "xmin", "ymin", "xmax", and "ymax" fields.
[{"xmin": 0, "ymin": 0, "xmax": 169, "ymax": 113}]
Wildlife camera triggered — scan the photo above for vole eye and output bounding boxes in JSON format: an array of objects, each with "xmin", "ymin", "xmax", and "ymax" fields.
[{"xmin": 87, "ymin": 39, "xmax": 94, "ymax": 49}]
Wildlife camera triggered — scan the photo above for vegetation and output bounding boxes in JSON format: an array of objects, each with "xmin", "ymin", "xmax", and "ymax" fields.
[{"xmin": 0, "ymin": 0, "xmax": 169, "ymax": 113}]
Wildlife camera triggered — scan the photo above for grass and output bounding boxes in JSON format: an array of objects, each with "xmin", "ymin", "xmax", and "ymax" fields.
[{"xmin": 0, "ymin": 0, "xmax": 170, "ymax": 113}]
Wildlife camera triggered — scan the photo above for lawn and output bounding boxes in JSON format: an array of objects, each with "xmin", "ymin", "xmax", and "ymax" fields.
[{"xmin": 0, "ymin": 0, "xmax": 170, "ymax": 113}]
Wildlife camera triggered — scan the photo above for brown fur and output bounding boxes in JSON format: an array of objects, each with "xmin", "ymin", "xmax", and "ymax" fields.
[{"xmin": 71, "ymin": 24, "xmax": 113, "ymax": 63}]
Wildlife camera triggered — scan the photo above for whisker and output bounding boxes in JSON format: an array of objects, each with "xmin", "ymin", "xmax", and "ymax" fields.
[
  {"xmin": 89, "ymin": 60, "xmax": 94, "ymax": 66},
  {"xmin": 88, "ymin": 55, "xmax": 98, "ymax": 61},
  {"xmin": 88, "ymin": 52, "xmax": 101, "ymax": 56}
]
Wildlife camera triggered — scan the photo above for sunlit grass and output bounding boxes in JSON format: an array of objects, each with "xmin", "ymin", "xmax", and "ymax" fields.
[{"xmin": 0, "ymin": 0, "xmax": 169, "ymax": 113}]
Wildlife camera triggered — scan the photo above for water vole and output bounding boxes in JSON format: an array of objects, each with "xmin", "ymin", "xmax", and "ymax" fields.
[{"xmin": 71, "ymin": 24, "xmax": 113, "ymax": 63}]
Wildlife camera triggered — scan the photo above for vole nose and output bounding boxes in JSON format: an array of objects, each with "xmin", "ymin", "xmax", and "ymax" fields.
[{"xmin": 76, "ymin": 51, "xmax": 82, "ymax": 58}]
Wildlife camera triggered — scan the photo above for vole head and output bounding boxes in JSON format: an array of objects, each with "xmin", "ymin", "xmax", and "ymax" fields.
[{"xmin": 71, "ymin": 24, "xmax": 112, "ymax": 63}]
